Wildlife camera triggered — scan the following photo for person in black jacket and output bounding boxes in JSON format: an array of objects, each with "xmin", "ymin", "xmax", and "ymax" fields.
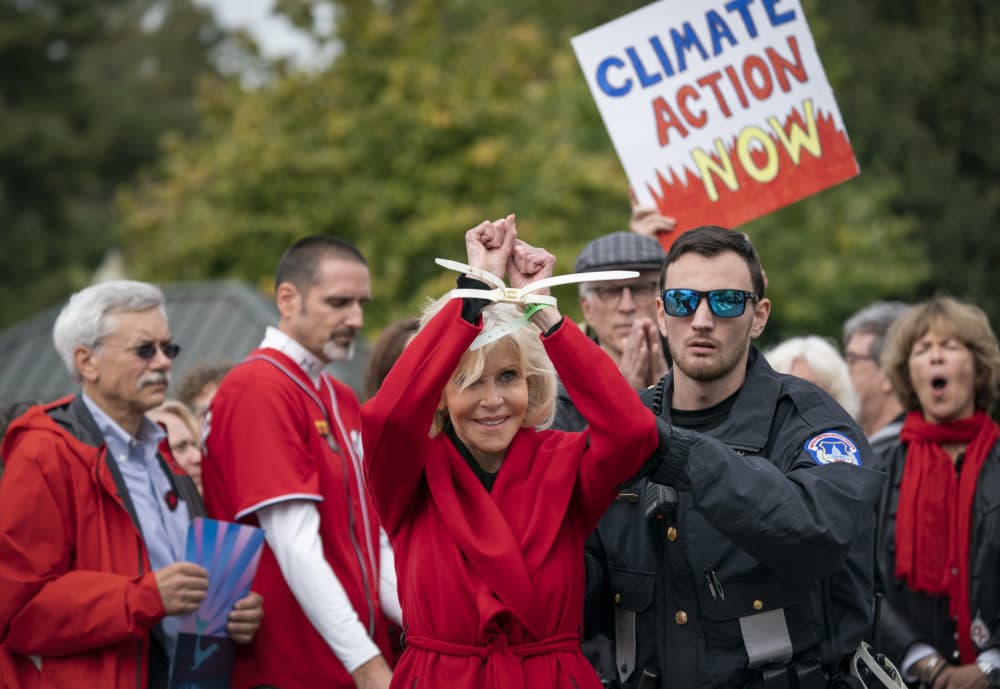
[
  {"xmin": 585, "ymin": 226, "xmax": 884, "ymax": 689},
  {"xmin": 875, "ymin": 296, "xmax": 1000, "ymax": 689}
]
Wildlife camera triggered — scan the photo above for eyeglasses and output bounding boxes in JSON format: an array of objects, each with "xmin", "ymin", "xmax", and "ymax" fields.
[
  {"xmin": 588, "ymin": 282, "xmax": 659, "ymax": 305},
  {"xmin": 661, "ymin": 289, "xmax": 758, "ymax": 318},
  {"xmin": 129, "ymin": 341, "xmax": 182, "ymax": 360},
  {"xmin": 844, "ymin": 352, "xmax": 877, "ymax": 367}
]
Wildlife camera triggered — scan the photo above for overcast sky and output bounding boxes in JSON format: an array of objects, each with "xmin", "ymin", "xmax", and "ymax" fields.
[{"xmin": 194, "ymin": 0, "xmax": 330, "ymax": 67}]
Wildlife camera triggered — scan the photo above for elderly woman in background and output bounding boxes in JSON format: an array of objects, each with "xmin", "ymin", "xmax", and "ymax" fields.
[
  {"xmin": 148, "ymin": 400, "xmax": 203, "ymax": 495},
  {"xmin": 765, "ymin": 335, "xmax": 860, "ymax": 418},
  {"xmin": 361, "ymin": 216, "xmax": 660, "ymax": 689},
  {"xmin": 875, "ymin": 296, "xmax": 1000, "ymax": 689}
]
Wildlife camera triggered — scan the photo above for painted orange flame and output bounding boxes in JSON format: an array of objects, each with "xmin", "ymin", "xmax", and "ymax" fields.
[{"xmin": 647, "ymin": 107, "xmax": 858, "ymax": 251}]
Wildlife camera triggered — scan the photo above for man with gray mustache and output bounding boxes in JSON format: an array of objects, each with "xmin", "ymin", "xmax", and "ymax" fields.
[{"xmin": 0, "ymin": 280, "xmax": 263, "ymax": 689}]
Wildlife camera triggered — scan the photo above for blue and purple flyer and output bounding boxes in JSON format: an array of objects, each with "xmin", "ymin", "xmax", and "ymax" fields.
[{"xmin": 169, "ymin": 518, "xmax": 265, "ymax": 689}]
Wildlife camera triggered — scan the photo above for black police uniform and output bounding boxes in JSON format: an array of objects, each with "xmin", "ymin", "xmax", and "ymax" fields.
[{"xmin": 585, "ymin": 348, "xmax": 884, "ymax": 689}]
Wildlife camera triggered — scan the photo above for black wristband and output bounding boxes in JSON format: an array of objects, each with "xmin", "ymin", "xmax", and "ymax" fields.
[
  {"xmin": 457, "ymin": 275, "xmax": 491, "ymax": 323},
  {"xmin": 542, "ymin": 316, "xmax": 564, "ymax": 337}
]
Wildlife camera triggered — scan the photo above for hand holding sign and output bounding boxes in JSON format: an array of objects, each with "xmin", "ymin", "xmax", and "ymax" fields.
[
  {"xmin": 168, "ymin": 518, "xmax": 265, "ymax": 689},
  {"xmin": 628, "ymin": 188, "xmax": 677, "ymax": 239},
  {"xmin": 155, "ymin": 562, "xmax": 209, "ymax": 616},
  {"xmin": 225, "ymin": 591, "xmax": 264, "ymax": 645}
]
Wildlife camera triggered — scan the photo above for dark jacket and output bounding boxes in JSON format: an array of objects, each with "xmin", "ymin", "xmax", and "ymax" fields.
[
  {"xmin": 0, "ymin": 395, "xmax": 203, "ymax": 689},
  {"xmin": 874, "ymin": 435, "xmax": 1000, "ymax": 665},
  {"xmin": 585, "ymin": 349, "xmax": 884, "ymax": 689}
]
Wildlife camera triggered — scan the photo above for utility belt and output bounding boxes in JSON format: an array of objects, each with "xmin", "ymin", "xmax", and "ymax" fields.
[{"xmin": 747, "ymin": 660, "xmax": 835, "ymax": 689}]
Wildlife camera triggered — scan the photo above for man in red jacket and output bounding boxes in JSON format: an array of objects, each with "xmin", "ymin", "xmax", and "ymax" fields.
[
  {"xmin": 203, "ymin": 235, "xmax": 399, "ymax": 689},
  {"xmin": 0, "ymin": 280, "xmax": 263, "ymax": 689}
]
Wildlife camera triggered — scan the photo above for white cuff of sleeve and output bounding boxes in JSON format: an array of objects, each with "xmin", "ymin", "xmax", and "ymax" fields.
[
  {"xmin": 979, "ymin": 649, "xmax": 1000, "ymax": 669},
  {"xmin": 378, "ymin": 528, "xmax": 402, "ymax": 627},
  {"xmin": 258, "ymin": 500, "xmax": 380, "ymax": 673},
  {"xmin": 901, "ymin": 643, "xmax": 938, "ymax": 683}
]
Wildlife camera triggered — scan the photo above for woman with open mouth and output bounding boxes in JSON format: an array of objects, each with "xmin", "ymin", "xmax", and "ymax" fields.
[
  {"xmin": 875, "ymin": 296, "xmax": 1000, "ymax": 689},
  {"xmin": 361, "ymin": 215, "xmax": 660, "ymax": 689}
]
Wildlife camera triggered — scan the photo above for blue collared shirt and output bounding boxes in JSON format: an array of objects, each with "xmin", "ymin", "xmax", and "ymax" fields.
[{"xmin": 82, "ymin": 394, "xmax": 190, "ymax": 666}]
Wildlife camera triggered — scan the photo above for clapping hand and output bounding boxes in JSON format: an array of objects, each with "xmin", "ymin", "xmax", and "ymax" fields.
[{"xmin": 619, "ymin": 318, "xmax": 668, "ymax": 390}]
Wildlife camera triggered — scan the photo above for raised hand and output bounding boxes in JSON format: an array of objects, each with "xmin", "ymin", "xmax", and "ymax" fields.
[
  {"xmin": 508, "ymin": 239, "xmax": 555, "ymax": 291},
  {"xmin": 629, "ymin": 188, "xmax": 677, "ymax": 238},
  {"xmin": 465, "ymin": 214, "xmax": 517, "ymax": 278}
]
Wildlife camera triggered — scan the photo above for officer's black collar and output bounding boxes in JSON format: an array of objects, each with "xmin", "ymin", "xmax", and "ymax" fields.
[{"xmin": 659, "ymin": 346, "xmax": 781, "ymax": 451}]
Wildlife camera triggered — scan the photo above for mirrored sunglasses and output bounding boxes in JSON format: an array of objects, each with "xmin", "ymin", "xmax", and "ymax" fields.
[{"xmin": 661, "ymin": 288, "xmax": 758, "ymax": 318}]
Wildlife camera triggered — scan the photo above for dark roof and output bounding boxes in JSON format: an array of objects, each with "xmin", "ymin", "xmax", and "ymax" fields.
[{"xmin": 0, "ymin": 280, "xmax": 369, "ymax": 405}]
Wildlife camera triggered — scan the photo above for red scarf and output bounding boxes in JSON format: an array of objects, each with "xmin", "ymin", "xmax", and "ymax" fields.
[{"xmin": 895, "ymin": 409, "xmax": 999, "ymax": 663}]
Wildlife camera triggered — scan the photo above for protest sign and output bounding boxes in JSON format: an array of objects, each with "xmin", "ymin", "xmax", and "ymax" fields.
[
  {"xmin": 572, "ymin": 0, "xmax": 858, "ymax": 243},
  {"xmin": 170, "ymin": 518, "xmax": 265, "ymax": 689}
]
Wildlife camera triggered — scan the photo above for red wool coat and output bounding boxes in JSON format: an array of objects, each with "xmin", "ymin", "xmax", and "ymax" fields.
[{"xmin": 362, "ymin": 300, "xmax": 659, "ymax": 689}]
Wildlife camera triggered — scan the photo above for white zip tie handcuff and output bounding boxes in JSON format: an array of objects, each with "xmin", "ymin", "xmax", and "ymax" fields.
[{"xmin": 434, "ymin": 258, "xmax": 640, "ymax": 350}]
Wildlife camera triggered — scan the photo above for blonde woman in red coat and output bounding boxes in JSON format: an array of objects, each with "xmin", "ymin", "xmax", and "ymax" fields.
[{"xmin": 362, "ymin": 216, "xmax": 660, "ymax": 689}]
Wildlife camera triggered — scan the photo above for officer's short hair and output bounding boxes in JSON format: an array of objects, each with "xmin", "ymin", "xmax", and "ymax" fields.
[
  {"xmin": 882, "ymin": 295, "xmax": 1000, "ymax": 413},
  {"xmin": 53, "ymin": 280, "xmax": 166, "ymax": 381},
  {"xmin": 659, "ymin": 226, "xmax": 765, "ymax": 299},
  {"xmin": 275, "ymin": 235, "xmax": 367, "ymax": 295},
  {"xmin": 842, "ymin": 301, "xmax": 910, "ymax": 360}
]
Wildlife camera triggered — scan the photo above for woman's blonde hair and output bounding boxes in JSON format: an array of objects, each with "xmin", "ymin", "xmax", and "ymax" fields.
[
  {"xmin": 150, "ymin": 399, "xmax": 201, "ymax": 440},
  {"xmin": 420, "ymin": 297, "xmax": 557, "ymax": 437},
  {"xmin": 881, "ymin": 295, "xmax": 1000, "ymax": 413}
]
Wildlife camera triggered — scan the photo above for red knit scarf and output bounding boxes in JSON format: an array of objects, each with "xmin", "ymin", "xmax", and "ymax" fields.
[{"xmin": 895, "ymin": 409, "xmax": 999, "ymax": 663}]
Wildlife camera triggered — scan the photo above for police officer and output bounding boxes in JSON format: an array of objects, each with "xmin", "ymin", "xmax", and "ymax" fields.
[{"xmin": 585, "ymin": 226, "xmax": 884, "ymax": 689}]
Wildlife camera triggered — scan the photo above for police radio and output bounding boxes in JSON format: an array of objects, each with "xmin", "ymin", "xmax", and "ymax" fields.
[{"xmin": 644, "ymin": 483, "xmax": 677, "ymax": 521}]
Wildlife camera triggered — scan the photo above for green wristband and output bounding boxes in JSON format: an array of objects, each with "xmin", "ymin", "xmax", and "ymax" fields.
[{"xmin": 523, "ymin": 303, "xmax": 549, "ymax": 320}]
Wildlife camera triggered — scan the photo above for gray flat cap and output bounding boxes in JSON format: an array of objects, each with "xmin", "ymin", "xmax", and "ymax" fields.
[{"xmin": 574, "ymin": 231, "xmax": 666, "ymax": 273}]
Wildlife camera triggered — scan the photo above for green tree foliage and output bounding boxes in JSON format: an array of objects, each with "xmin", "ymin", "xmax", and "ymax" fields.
[
  {"xmin": 120, "ymin": 0, "xmax": 935, "ymax": 341},
  {"xmin": 0, "ymin": 0, "xmax": 233, "ymax": 327},
  {"xmin": 812, "ymin": 0, "xmax": 1000, "ymax": 326},
  {"xmin": 122, "ymin": 0, "xmax": 655, "ymax": 329}
]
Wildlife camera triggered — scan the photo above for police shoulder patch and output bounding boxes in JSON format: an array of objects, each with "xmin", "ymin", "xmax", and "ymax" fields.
[{"xmin": 804, "ymin": 431, "xmax": 861, "ymax": 466}]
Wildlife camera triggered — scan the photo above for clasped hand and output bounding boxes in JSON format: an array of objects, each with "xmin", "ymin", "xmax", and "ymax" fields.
[{"xmin": 464, "ymin": 214, "xmax": 556, "ymax": 292}]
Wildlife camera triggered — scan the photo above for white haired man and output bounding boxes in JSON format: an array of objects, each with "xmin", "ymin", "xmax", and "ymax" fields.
[
  {"xmin": 553, "ymin": 232, "xmax": 668, "ymax": 431},
  {"xmin": 0, "ymin": 280, "xmax": 262, "ymax": 689}
]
